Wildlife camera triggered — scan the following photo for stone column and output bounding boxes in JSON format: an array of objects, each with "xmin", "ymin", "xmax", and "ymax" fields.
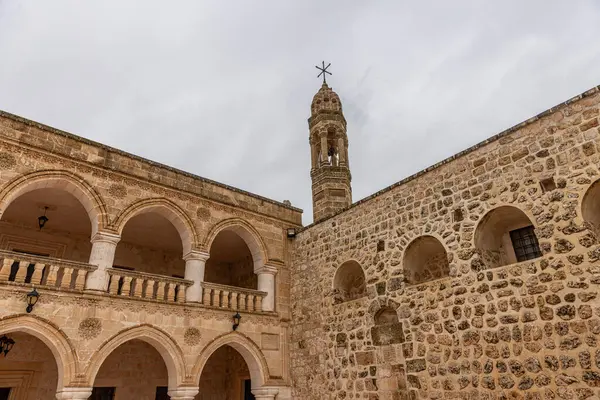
[
  {"xmin": 55, "ymin": 387, "xmax": 92, "ymax": 400},
  {"xmin": 168, "ymin": 387, "xmax": 199, "ymax": 400},
  {"xmin": 320, "ymin": 135, "xmax": 328, "ymax": 165},
  {"xmin": 256, "ymin": 265, "xmax": 278, "ymax": 312},
  {"xmin": 338, "ymin": 137, "xmax": 346, "ymax": 165},
  {"xmin": 251, "ymin": 387, "xmax": 279, "ymax": 400},
  {"xmin": 85, "ymin": 231, "xmax": 120, "ymax": 292},
  {"xmin": 184, "ymin": 251, "xmax": 210, "ymax": 302}
]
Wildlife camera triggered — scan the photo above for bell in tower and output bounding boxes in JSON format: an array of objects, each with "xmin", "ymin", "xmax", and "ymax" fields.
[{"xmin": 308, "ymin": 66, "xmax": 352, "ymax": 222}]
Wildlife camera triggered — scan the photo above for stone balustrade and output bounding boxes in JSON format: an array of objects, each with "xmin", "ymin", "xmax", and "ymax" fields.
[
  {"xmin": 201, "ymin": 281, "xmax": 266, "ymax": 312},
  {"xmin": 0, "ymin": 250, "xmax": 96, "ymax": 291},
  {"xmin": 107, "ymin": 269, "xmax": 192, "ymax": 303}
]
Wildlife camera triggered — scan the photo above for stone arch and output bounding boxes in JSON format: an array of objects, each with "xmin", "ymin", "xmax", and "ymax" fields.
[
  {"xmin": 204, "ymin": 218, "xmax": 268, "ymax": 271},
  {"xmin": 113, "ymin": 198, "xmax": 198, "ymax": 255},
  {"xmin": 581, "ymin": 178, "xmax": 600, "ymax": 237},
  {"xmin": 0, "ymin": 314, "xmax": 79, "ymax": 391},
  {"xmin": 0, "ymin": 170, "xmax": 108, "ymax": 234},
  {"xmin": 403, "ymin": 235, "xmax": 449, "ymax": 285},
  {"xmin": 85, "ymin": 324, "xmax": 187, "ymax": 389},
  {"xmin": 192, "ymin": 332, "xmax": 269, "ymax": 389},
  {"xmin": 474, "ymin": 205, "xmax": 541, "ymax": 268},
  {"xmin": 332, "ymin": 260, "xmax": 366, "ymax": 303}
]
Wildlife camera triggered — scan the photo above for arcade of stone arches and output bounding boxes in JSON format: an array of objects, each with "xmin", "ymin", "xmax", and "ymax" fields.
[{"xmin": 0, "ymin": 171, "xmax": 284, "ymax": 400}]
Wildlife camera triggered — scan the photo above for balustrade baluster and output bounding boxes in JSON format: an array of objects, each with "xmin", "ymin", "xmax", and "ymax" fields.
[
  {"xmin": 247, "ymin": 294, "xmax": 255, "ymax": 311},
  {"xmin": 212, "ymin": 288, "xmax": 221, "ymax": 307},
  {"xmin": 156, "ymin": 281, "xmax": 166, "ymax": 300},
  {"xmin": 31, "ymin": 263, "xmax": 45, "ymax": 285},
  {"xmin": 46, "ymin": 265, "xmax": 60, "ymax": 287},
  {"xmin": 133, "ymin": 277, "xmax": 144, "ymax": 297},
  {"xmin": 121, "ymin": 276, "xmax": 133, "ymax": 296},
  {"xmin": 0, "ymin": 258, "xmax": 12, "ymax": 281},
  {"xmin": 177, "ymin": 285, "xmax": 186, "ymax": 303},
  {"xmin": 167, "ymin": 283, "xmax": 176, "ymax": 302},
  {"xmin": 146, "ymin": 279, "xmax": 156, "ymax": 299},
  {"xmin": 239, "ymin": 293, "xmax": 247, "ymax": 311},
  {"xmin": 221, "ymin": 290, "xmax": 230, "ymax": 308},
  {"xmin": 14, "ymin": 260, "xmax": 29, "ymax": 283},
  {"xmin": 255, "ymin": 294, "xmax": 263, "ymax": 312},
  {"xmin": 61, "ymin": 267, "xmax": 74, "ymax": 288},
  {"xmin": 74, "ymin": 268, "xmax": 86, "ymax": 290},
  {"xmin": 108, "ymin": 274, "xmax": 120, "ymax": 295},
  {"xmin": 230, "ymin": 292, "xmax": 239, "ymax": 310},
  {"xmin": 203, "ymin": 287, "xmax": 212, "ymax": 305}
]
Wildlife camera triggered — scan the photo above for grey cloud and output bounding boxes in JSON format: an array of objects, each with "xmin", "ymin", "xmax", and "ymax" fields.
[{"xmin": 1, "ymin": 1, "xmax": 599, "ymax": 223}]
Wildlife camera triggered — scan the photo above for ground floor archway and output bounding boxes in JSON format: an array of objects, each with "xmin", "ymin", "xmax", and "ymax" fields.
[
  {"xmin": 92, "ymin": 339, "xmax": 169, "ymax": 400},
  {"xmin": 198, "ymin": 345, "xmax": 254, "ymax": 400},
  {"xmin": 0, "ymin": 332, "xmax": 58, "ymax": 400}
]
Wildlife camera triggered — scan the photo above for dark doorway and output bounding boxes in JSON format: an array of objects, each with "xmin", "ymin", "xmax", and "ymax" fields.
[
  {"xmin": 0, "ymin": 388, "xmax": 11, "ymax": 400},
  {"xmin": 91, "ymin": 387, "xmax": 115, "ymax": 400},
  {"xmin": 243, "ymin": 379, "xmax": 255, "ymax": 400},
  {"xmin": 155, "ymin": 386, "xmax": 169, "ymax": 400}
]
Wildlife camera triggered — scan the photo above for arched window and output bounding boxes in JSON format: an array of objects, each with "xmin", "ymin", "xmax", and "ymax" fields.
[
  {"xmin": 403, "ymin": 236, "xmax": 449, "ymax": 284},
  {"xmin": 332, "ymin": 260, "xmax": 366, "ymax": 304},
  {"xmin": 582, "ymin": 180, "xmax": 600, "ymax": 239},
  {"xmin": 475, "ymin": 206, "xmax": 541, "ymax": 269},
  {"xmin": 371, "ymin": 306, "xmax": 404, "ymax": 346}
]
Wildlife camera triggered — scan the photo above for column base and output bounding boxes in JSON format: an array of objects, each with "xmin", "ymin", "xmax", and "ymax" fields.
[
  {"xmin": 252, "ymin": 387, "xmax": 279, "ymax": 400},
  {"xmin": 55, "ymin": 387, "xmax": 93, "ymax": 400},
  {"xmin": 168, "ymin": 387, "xmax": 199, "ymax": 400}
]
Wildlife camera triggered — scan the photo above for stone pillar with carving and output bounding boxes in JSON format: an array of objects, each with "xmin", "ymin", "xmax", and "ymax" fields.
[
  {"xmin": 55, "ymin": 387, "xmax": 93, "ymax": 400},
  {"xmin": 256, "ymin": 265, "xmax": 278, "ymax": 312},
  {"xmin": 251, "ymin": 387, "xmax": 279, "ymax": 400},
  {"xmin": 184, "ymin": 250, "xmax": 210, "ymax": 302},
  {"xmin": 168, "ymin": 387, "xmax": 199, "ymax": 400},
  {"xmin": 85, "ymin": 231, "xmax": 120, "ymax": 292}
]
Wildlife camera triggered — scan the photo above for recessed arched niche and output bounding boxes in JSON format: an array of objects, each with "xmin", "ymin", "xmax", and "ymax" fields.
[
  {"xmin": 332, "ymin": 260, "xmax": 366, "ymax": 304},
  {"xmin": 403, "ymin": 236, "xmax": 449, "ymax": 284},
  {"xmin": 582, "ymin": 180, "xmax": 600, "ymax": 240},
  {"xmin": 475, "ymin": 206, "xmax": 541, "ymax": 269}
]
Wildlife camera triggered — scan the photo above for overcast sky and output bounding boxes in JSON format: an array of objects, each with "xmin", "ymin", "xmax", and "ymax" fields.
[{"xmin": 0, "ymin": 1, "xmax": 599, "ymax": 224}]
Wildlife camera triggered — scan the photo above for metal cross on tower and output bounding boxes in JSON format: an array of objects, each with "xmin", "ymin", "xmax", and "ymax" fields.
[{"xmin": 315, "ymin": 61, "xmax": 332, "ymax": 85}]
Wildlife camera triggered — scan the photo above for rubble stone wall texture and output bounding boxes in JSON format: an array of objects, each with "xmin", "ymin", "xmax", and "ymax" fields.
[{"xmin": 291, "ymin": 89, "xmax": 600, "ymax": 399}]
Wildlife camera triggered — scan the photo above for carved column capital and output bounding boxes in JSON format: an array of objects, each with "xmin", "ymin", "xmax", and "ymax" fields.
[
  {"xmin": 90, "ymin": 231, "xmax": 121, "ymax": 245},
  {"xmin": 183, "ymin": 250, "xmax": 210, "ymax": 262},
  {"xmin": 255, "ymin": 265, "xmax": 278, "ymax": 275}
]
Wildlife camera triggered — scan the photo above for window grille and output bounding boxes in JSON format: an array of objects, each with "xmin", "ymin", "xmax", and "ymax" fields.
[{"xmin": 509, "ymin": 226, "xmax": 542, "ymax": 262}]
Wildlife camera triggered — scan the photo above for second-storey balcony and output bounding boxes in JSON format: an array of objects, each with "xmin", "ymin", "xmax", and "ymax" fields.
[{"xmin": 0, "ymin": 184, "xmax": 276, "ymax": 314}]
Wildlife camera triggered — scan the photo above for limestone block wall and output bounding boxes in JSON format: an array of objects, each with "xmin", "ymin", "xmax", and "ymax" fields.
[
  {"xmin": 94, "ymin": 340, "xmax": 168, "ymax": 400},
  {"xmin": 0, "ymin": 288, "xmax": 290, "ymax": 396},
  {"xmin": 291, "ymin": 87, "xmax": 600, "ymax": 399}
]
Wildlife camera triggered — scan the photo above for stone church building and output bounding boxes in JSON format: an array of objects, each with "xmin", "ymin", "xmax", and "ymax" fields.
[{"xmin": 0, "ymin": 80, "xmax": 600, "ymax": 400}]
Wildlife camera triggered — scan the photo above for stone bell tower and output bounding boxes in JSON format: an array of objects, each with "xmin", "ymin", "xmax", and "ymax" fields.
[{"xmin": 309, "ymin": 82, "xmax": 352, "ymax": 222}]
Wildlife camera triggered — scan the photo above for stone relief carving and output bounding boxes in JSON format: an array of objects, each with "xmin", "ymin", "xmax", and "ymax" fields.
[
  {"xmin": 184, "ymin": 327, "xmax": 201, "ymax": 346},
  {"xmin": 78, "ymin": 317, "xmax": 102, "ymax": 340},
  {"xmin": 0, "ymin": 152, "xmax": 16, "ymax": 169}
]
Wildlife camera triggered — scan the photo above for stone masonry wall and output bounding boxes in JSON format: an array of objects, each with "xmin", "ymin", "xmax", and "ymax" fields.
[{"xmin": 291, "ymin": 87, "xmax": 600, "ymax": 399}]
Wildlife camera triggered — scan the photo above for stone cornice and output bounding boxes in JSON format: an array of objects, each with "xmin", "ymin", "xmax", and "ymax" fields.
[
  {"xmin": 0, "ymin": 135, "xmax": 302, "ymax": 228},
  {"xmin": 0, "ymin": 110, "xmax": 303, "ymax": 216}
]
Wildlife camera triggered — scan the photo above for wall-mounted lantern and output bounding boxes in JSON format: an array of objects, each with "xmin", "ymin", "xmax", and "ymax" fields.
[
  {"xmin": 38, "ymin": 207, "xmax": 49, "ymax": 230},
  {"xmin": 232, "ymin": 312, "xmax": 241, "ymax": 331},
  {"xmin": 26, "ymin": 288, "xmax": 39, "ymax": 313},
  {"xmin": 286, "ymin": 228, "xmax": 297, "ymax": 238},
  {"xmin": 0, "ymin": 335, "xmax": 15, "ymax": 357}
]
